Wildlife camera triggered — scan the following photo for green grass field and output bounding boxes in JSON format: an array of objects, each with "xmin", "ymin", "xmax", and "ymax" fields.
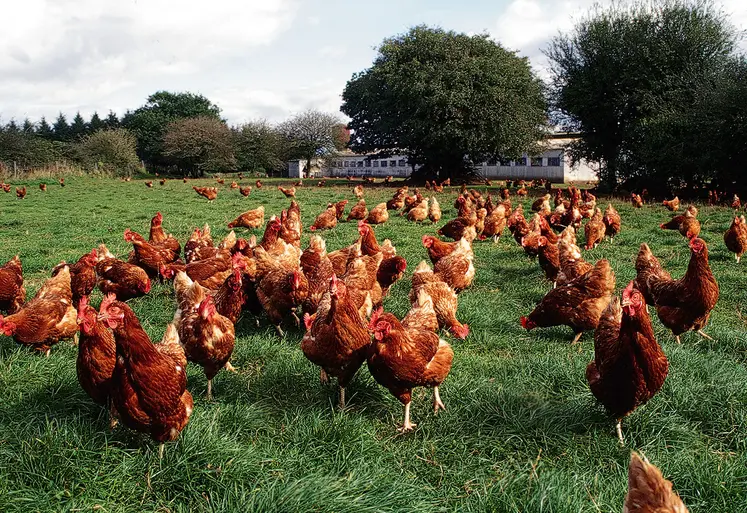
[{"xmin": 0, "ymin": 177, "xmax": 746, "ymax": 512}]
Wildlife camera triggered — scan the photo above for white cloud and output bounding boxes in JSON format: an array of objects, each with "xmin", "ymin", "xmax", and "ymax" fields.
[{"xmin": 0, "ymin": 0, "xmax": 298, "ymax": 121}]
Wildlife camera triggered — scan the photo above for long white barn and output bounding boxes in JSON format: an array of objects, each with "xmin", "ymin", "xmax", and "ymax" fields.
[{"xmin": 288, "ymin": 138, "xmax": 598, "ymax": 183}]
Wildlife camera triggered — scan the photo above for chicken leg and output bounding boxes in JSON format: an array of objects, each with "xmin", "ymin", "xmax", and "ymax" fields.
[
  {"xmin": 339, "ymin": 386, "xmax": 346, "ymax": 409},
  {"xmin": 399, "ymin": 402, "xmax": 417, "ymax": 432},
  {"xmin": 433, "ymin": 386, "xmax": 446, "ymax": 414},
  {"xmin": 320, "ymin": 368, "xmax": 329, "ymax": 384},
  {"xmin": 571, "ymin": 332, "xmax": 583, "ymax": 345},
  {"xmin": 207, "ymin": 379, "xmax": 213, "ymax": 401},
  {"xmin": 275, "ymin": 325, "xmax": 285, "ymax": 338},
  {"xmin": 616, "ymin": 419, "xmax": 624, "ymax": 446},
  {"xmin": 224, "ymin": 362, "xmax": 237, "ymax": 372},
  {"xmin": 159, "ymin": 443, "xmax": 165, "ymax": 460}
]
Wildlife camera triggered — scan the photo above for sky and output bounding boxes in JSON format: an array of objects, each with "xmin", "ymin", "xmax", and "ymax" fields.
[{"xmin": 1, "ymin": 0, "xmax": 746, "ymax": 125}]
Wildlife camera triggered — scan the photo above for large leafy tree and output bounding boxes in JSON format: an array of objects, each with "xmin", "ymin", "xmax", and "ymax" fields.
[
  {"xmin": 278, "ymin": 110, "xmax": 346, "ymax": 171},
  {"xmin": 341, "ymin": 25, "xmax": 548, "ymax": 180},
  {"xmin": 104, "ymin": 111, "xmax": 120, "ymax": 130},
  {"xmin": 233, "ymin": 120, "xmax": 291, "ymax": 176},
  {"xmin": 545, "ymin": 0, "xmax": 738, "ymax": 190},
  {"xmin": 122, "ymin": 91, "xmax": 221, "ymax": 166},
  {"xmin": 163, "ymin": 116, "xmax": 236, "ymax": 176}
]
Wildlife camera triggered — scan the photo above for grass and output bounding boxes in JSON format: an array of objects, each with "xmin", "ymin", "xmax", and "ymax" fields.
[{"xmin": 1, "ymin": 176, "xmax": 746, "ymax": 512}]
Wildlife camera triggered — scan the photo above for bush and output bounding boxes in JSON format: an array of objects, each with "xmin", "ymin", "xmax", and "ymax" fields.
[
  {"xmin": 75, "ymin": 129, "xmax": 142, "ymax": 176},
  {"xmin": 163, "ymin": 116, "xmax": 236, "ymax": 176}
]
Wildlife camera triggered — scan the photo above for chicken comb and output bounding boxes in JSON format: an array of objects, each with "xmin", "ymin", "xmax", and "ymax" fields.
[
  {"xmin": 303, "ymin": 312, "xmax": 314, "ymax": 331},
  {"xmin": 100, "ymin": 293, "xmax": 117, "ymax": 314},
  {"xmin": 368, "ymin": 307, "xmax": 384, "ymax": 331}
]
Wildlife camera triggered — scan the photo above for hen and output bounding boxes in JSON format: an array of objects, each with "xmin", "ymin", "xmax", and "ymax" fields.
[
  {"xmin": 96, "ymin": 245, "xmax": 152, "ymax": 301},
  {"xmin": 279, "ymin": 200, "xmax": 303, "ymax": 248},
  {"xmin": 662, "ymin": 197, "xmax": 679, "ymax": 212},
  {"xmin": 724, "ymin": 215, "xmax": 747, "ymax": 262},
  {"xmin": 584, "ymin": 208, "xmax": 606, "ymax": 250},
  {"xmin": 228, "ymin": 206, "xmax": 265, "ymax": 229},
  {"xmin": 97, "ymin": 298, "xmax": 193, "ymax": 458},
  {"xmin": 587, "ymin": 282, "xmax": 668, "ymax": 444},
  {"xmin": 0, "ymin": 255, "xmax": 25, "ymax": 314},
  {"xmin": 148, "ymin": 212, "xmax": 181, "ymax": 258},
  {"xmin": 239, "ymin": 185, "xmax": 252, "ymax": 197},
  {"xmin": 635, "ymin": 238, "xmax": 719, "ymax": 343},
  {"xmin": 368, "ymin": 308, "xmax": 454, "ymax": 431},
  {"xmin": 407, "ymin": 199, "xmax": 429, "ymax": 222},
  {"xmin": 331, "ymin": 200, "xmax": 349, "ymax": 220},
  {"xmin": 428, "ymin": 196, "xmax": 442, "ymax": 224},
  {"xmin": 536, "ymin": 237, "xmax": 560, "ymax": 285},
  {"xmin": 178, "ymin": 294, "xmax": 235, "ymax": 399},
  {"xmin": 660, "ymin": 206, "xmax": 700, "ymax": 240},
  {"xmin": 410, "ymin": 261, "xmax": 469, "ymax": 339},
  {"xmin": 310, "ymin": 205, "xmax": 338, "ymax": 231},
  {"xmin": 631, "ymin": 193, "xmax": 644, "ymax": 208},
  {"xmin": 422, "ymin": 235, "xmax": 458, "ymax": 265},
  {"xmin": 300, "ymin": 235, "xmax": 336, "ymax": 315},
  {"xmin": 353, "ymin": 184, "xmax": 364, "ymax": 199},
  {"xmin": 16, "ymin": 186, "xmax": 27, "ymax": 199},
  {"xmin": 481, "ymin": 204, "xmax": 507, "ymax": 242},
  {"xmin": 125, "ymin": 228, "xmax": 180, "ymax": 277},
  {"xmin": 623, "ymin": 452, "xmax": 689, "ymax": 512},
  {"xmin": 184, "ymin": 225, "xmax": 214, "ymax": 263},
  {"xmin": 521, "ymin": 259, "xmax": 615, "ymax": 344},
  {"xmin": 366, "ymin": 203, "xmax": 389, "ymax": 225},
  {"xmin": 254, "ymin": 246, "xmax": 309, "ymax": 336},
  {"xmin": 278, "ymin": 185, "xmax": 296, "ymax": 198},
  {"xmin": 76, "ymin": 296, "xmax": 116, "ymax": 413},
  {"xmin": 301, "ymin": 274, "xmax": 371, "ymax": 408},
  {"xmin": 402, "ymin": 288, "xmax": 439, "ymax": 333},
  {"xmin": 603, "ymin": 203, "xmax": 621, "ymax": 239},
  {"xmin": 434, "ymin": 238, "xmax": 475, "ymax": 292},
  {"xmin": 556, "ymin": 238, "xmax": 593, "ymax": 287},
  {"xmin": 52, "ymin": 249, "xmax": 98, "ymax": 305},
  {"xmin": 0, "ymin": 266, "xmax": 78, "ymax": 355},
  {"xmin": 193, "ymin": 186, "xmax": 218, "ymax": 201},
  {"xmin": 347, "ymin": 199, "xmax": 368, "ymax": 221}
]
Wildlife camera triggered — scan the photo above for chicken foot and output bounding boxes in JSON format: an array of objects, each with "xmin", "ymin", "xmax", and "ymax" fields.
[
  {"xmin": 571, "ymin": 332, "xmax": 583, "ymax": 345},
  {"xmin": 433, "ymin": 386, "xmax": 446, "ymax": 414},
  {"xmin": 224, "ymin": 362, "xmax": 237, "ymax": 372},
  {"xmin": 697, "ymin": 330, "xmax": 714, "ymax": 341},
  {"xmin": 399, "ymin": 402, "xmax": 417, "ymax": 432},
  {"xmin": 320, "ymin": 368, "xmax": 329, "ymax": 385}
]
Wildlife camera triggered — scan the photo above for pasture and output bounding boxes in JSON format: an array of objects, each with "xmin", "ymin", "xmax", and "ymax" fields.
[{"xmin": 0, "ymin": 177, "xmax": 746, "ymax": 512}]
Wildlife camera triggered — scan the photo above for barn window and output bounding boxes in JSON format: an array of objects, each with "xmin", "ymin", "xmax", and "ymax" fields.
[
  {"xmin": 398, "ymin": 159, "xmax": 406, "ymax": 167},
  {"xmin": 365, "ymin": 160, "xmax": 371, "ymax": 167},
  {"xmin": 343, "ymin": 161, "xmax": 349, "ymax": 168},
  {"xmin": 531, "ymin": 157, "xmax": 543, "ymax": 167},
  {"xmin": 381, "ymin": 160, "xmax": 388, "ymax": 168},
  {"xmin": 373, "ymin": 161, "xmax": 379, "ymax": 167},
  {"xmin": 515, "ymin": 157, "xmax": 527, "ymax": 166},
  {"xmin": 547, "ymin": 157, "xmax": 561, "ymax": 166}
]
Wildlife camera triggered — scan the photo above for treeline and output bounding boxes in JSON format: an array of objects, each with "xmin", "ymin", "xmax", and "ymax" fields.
[{"xmin": 0, "ymin": 91, "xmax": 346, "ymax": 177}]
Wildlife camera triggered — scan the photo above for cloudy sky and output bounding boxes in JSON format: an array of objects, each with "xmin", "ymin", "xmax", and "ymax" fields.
[{"xmin": 1, "ymin": 0, "xmax": 746, "ymax": 125}]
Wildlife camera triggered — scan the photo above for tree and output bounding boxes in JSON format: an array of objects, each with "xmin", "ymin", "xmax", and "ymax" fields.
[
  {"xmin": 278, "ymin": 110, "xmax": 345, "ymax": 172},
  {"xmin": 104, "ymin": 111, "xmax": 120, "ymax": 130},
  {"xmin": 74, "ymin": 128, "xmax": 141, "ymax": 176},
  {"xmin": 123, "ymin": 91, "xmax": 222, "ymax": 166},
  {"xmin": 341, "ymin": 25, "xmax": 548, "ymax": 180},
  {"xmin": 0, "ymin": 131, "xmax": 61, "ymax": 168},
  {"xmin": 22, "ymin": 119, "xmax": 34, "ymax": 133},
  {"xmin": 545, "ymin": 0, "xmax": 738, "ymax": 190},
  {"xmin": 36, "ymin": 117, "xmax": 54, "ymax": 139},
  {"xmin": 5, "ymin": 119, "xmax": 20, "ymax": 134},
  {"xmin": 70, "ymin": 112, "xmax": 88, "ymax": 140},
  {"xmin": 52, "ymin": 113, "xmax": 70, "ymax": 141},
  {"xmin": 233, "ymin": 120, "xmax": 290, "ymax": 175},
  {"xmin": 88, "ymin": 112, "xmax": 105, "ymax": 133},
  {"xmin": 163, "ymin": 116, "xmax": 235, "ymax": 176}
]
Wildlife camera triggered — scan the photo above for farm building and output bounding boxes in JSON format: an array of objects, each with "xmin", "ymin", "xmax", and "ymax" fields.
[{"xmin": 287, "ymin": 135, "xmax": 599, "ymax": 183}]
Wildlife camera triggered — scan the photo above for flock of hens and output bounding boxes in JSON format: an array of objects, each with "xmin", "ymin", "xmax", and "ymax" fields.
[{"xmin": 2, "ymin": 174, "xmax": 746, "ymax": 511}]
